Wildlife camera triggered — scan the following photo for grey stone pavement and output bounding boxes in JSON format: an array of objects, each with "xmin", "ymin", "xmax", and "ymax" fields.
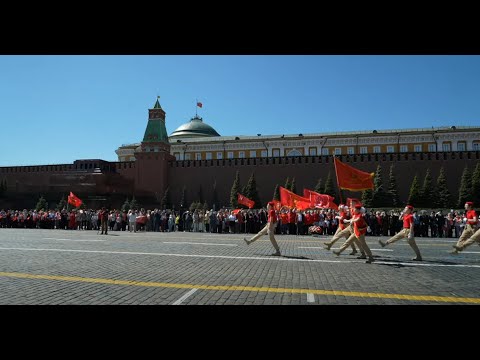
[{"xmin": 0, "ymin": 228, "xmax": 479, "ymax": 305}]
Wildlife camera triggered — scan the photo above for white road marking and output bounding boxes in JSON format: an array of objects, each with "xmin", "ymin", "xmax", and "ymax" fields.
[
  {"xmin": 171, "ymin": 288, "xmax": 198, "ymax": 305},
  {"xmin": 297, "ymin": 246, "xmax": 393, "ymax": 252},
  {"xmin": 163, "ymin": 241, "xmax": 237, "ymax": 247},
  {"xmin": 0, "ymin": 246, "xmax": 480, "ymax": 268},
  {"xmin": 460, "ymin": 251, "xmax": 480, "ymax": 254},
  {"xmin": 307, "ymin": 293, "xmax": 315, "ymax": 303},
  {"xmin": 42, "ymin": 238, "xmax": 106, "ymax": 242}
]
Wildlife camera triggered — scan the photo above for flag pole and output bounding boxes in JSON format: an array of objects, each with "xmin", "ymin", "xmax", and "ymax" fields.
[
  {"xmin": 333, "ymin": 156, "xmax": 344, "ymax": 205},
  {"xmin": 196, "ymin": 98, "xmax": 198, "ymax": 117}
]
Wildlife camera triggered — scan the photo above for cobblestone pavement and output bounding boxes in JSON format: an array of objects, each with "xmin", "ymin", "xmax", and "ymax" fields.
[{"xmin": 0, "ymin": 229, "xmax": 479, "ymax": 304}]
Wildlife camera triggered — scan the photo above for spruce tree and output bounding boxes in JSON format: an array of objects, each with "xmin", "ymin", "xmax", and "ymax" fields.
[
  {"xmin": 314, "ymin": 178, "xmax": 323, "ymax": 193},
  {"xmin": 189, "ymin": 201, "xmax": 198, "ymax": 212},
  {"xmin": 121, "ymin": 197, "xmax": 130, "ymax": 212},
  {"xmin": 457, "ymin": 166, "xmax": 472, "ymax": 208},
  {"xmin": 0, "ymin": 179, "xmax": 4, "ymax": 197},
  {"xmin": 130, "ymin": 196, "xmax": 139, "ymax": 211},
  {"xmin": 56, "ymin": 195, "xmax": 67, "ymax": 211},
  {"xmin": 435, "ymin": 167, "xmax": 452, "ymax": 209},
  {"xmin": 243, "ymin": 173, "xmax": 262, "ymax": 209},
  {"xmin": 284, "ymin": 177, "xmax": 291, "ymax": 192},
  {"xmin": 230, "ymin": 170, "xmax": 241, "ymax": 208},
  {"xmin": 323, "ymin": 172, "xmax": 336, "ymax": 198},
  {"xmin": 198, "ymin": 185, "xmax": 204, "ymax": 204},
  {"xmin": 36, "ymin": 195, "xmax": 47, "ymax": 212},
  {"xmin": 212, "ymin": 181, "xmax": 219, "ymax": 211},
  {"xmin": 161, "ymin": 187, "xmax": 171, "ymax": 209},
  {"xmin": 179, "ymin": 186, "xmax": 187, "ymax": 209},
  {"xmin": 407, "ymin": 175, "xmax": 421, "ymax": 206},
  {"xmin": 203, "ymin": 201, "xmax": 209, "ymax": 211},
  {"xmin": 387, "ymin": 164, "xmax": 400, "ymax": 207},
  {"xmin": 419, "ymin": 169, "xmax": 434, "ymax": 208},
  {"xmin": 290, "ymin": 177, "xmax": 297, "ymax": 194},
  {"xmin": 361, "ymin": 189, "xmax": 373, "ymax": 208},
  {"xmin": 372, "ymin": 165, "xmax": 387, "ymax": 207},
  {"xmin": 471, "ymin": 163, "xmax": 480, "ymax": 206},
  {"xmin": 273, "ymin": 184, "xmax": 280, "ymax": 201}
]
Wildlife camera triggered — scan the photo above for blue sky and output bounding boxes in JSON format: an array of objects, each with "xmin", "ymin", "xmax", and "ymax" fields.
[{"xmin": 1, "ymin": 55, "xmax": 479, "ymax": 166}]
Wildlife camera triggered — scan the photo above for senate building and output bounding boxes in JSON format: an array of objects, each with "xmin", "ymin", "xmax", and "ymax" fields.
[{"xmin": 1, "ymin": 98, "xmax": 480, "ymax": 209}]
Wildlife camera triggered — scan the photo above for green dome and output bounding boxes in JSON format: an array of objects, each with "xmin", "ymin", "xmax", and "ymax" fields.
[{"xmin": 170, "ymin": 115, "xmax": 220, "ymax": 138}]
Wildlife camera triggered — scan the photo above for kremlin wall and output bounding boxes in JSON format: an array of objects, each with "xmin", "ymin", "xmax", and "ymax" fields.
[{"xmin": 1, "ymin": 99, "xmax": 479, "ymax": 210}]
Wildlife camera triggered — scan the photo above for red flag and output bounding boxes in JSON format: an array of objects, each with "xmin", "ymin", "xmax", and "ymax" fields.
[
  {"xmin": 303, "ymin": 189, "xmax": 338, "ymax": 211},
  {"xmin": 68, "ymin": 192, "xmax": 83, "ymax": 208},
  {"xmin": 237, "ymin": 193, "xmax": 255, "ymax": 209},
  {"xmin": 271, "ymin": 200, "xmax": 282, "ymax": 211},
  {"xmin": 232, "ymin": 209, "xmax": 242, "ymax": 215},
  {"xmin": 279, "ymin": 187, "xmax": 311, "ymax": 210},
  {"xmin": 334, "ymin": 157, "xmax": 374, "ymax": 191},
  {"xmin": 197, "ymin": 102, "xmax": 203, "ymax": 108}
]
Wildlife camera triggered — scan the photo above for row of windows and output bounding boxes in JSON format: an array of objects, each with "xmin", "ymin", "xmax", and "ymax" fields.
[
  {"xmin": 174, "ymin": 143, "xmax": 479, "ymax": 160},
  {"xmin": 171, "ymin": 151, "xmax": 480, "ymax": 168},
  {"xmin": 0, "ymin": 162, "xmax": 134, "ymax": 173}
]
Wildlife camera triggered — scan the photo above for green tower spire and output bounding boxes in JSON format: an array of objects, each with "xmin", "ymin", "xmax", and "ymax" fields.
[{"xmin": 142, "ymin": 97, "xmax": 169, "ymax": 143}]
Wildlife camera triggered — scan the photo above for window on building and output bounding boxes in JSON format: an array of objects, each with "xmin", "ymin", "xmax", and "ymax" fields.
[
  {"xmin": 334, "ymin": 148, "xmax": 342, "ymax": 155},
  {"xmin": 414, "ymin": 144, "xmax": 422, "ymax": 152},
  {"xmin": 272, "ymin": 149, "xmax": 280, "ymax": 157},
  {"xmin": 239, "ymin": 151, "xmax": 245, "ymax": 158},
  {"xmin": 206, "ymin": 152, "xmax": 212, "ymax": 160},
  {"xmin": 287, "ymin": 149, "xmax": 302, "ymax": 157},
  {"xmin": 227, "ymin": 151, "xmax": 234, "ymax": 159},
  {"xmin": 373, "ymin": 146, "xmax": 381, "ymax": 153},
  {"xmin": 309, "ymin": 148, "xmax": 317, "ymax": 156},
  {"xmin": 387, "ymin": 146, "xmax": 394, "ymax": 153},
  {"xmin": 261, "ymin": 150, "xmax": 268, "ymax": 157},
  {"xmin": 174, "ymin": 153, "xmax": 180, "ymax": 160},
  {"xmin": 474, "ymin": 143, "xmax": 479, "ymax": 151},
  {"xmin": 185, "ymin": 154, "xmax": 191, "ymax": 160},
  {"xmin": 360, "ymin": 146, "xmax": 367, "ymax": 154},
  {"xmin": 442, "ymin": 143, "xmax": 451, "ymax": 152},
  {"xmin": 457, "ymin": 143, "xmax": 465, "ymax": 151},
  {"xmin": 250, "ymin": 151, "xmax": 256, "ymax": 158},
  {"xmin": 428, "ymin": 144, "xmax": 436, "ymax": 152},
  {"xmin": 216, "ymin": 152, "xmax": 223, "ymax": 159},
  {"xmin": 400, "ymin": 145, "xmax": 408, "ymax": 153},
  {"xmin": 322, "ymin": 148, "xmax": 329, "ymax": 155},
  {"xmin": 347, "ymin": 147, "xmax": 354, "ymax": 155},
  {"xmin": 195, "ymin": 153, "xmax": 202, "ymax": 160}
]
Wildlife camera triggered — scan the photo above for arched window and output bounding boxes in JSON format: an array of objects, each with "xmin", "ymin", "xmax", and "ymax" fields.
[{"xmin": 286, "ymin": 149, "xmax": 302, "ymax": 157}]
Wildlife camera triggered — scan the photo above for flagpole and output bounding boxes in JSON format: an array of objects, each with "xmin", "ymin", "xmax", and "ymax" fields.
[
  {"xmin": 333, "ymin": 156, "xmax": 344, "ymax": 205},
  {"xmin": 196, "ymin": 98, "xmax": 198, "ymax": 117}
]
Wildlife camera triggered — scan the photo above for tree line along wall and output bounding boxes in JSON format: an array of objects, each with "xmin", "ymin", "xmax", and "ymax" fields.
[{"xmin": 167, "ymin": 152, "xmax": 480, "ymax": 209}]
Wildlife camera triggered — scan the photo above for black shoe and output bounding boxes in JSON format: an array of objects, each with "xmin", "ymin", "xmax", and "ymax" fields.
[
  {"xmin": 378, "ymin": 240, "xmax": 386, "ymax": 248},
  {"xmin": 356, "ymin": 255, "xmax": 367, "ymax": 259},
  {"xmin": 244, "ymin": 238, "xmax": 250, "ymax": 245},
  {"xmin": 349, "ymin": 250, "xmax": 358, "ymax": 256},
  {"xmin": 365, "ymin": 258, "xmax": 374, "ymax": 264},
  {"xmin": 332, "ymin": 250, "xmax": 341, "ymax": 256},
  {"xmin": 323, "ymin": 242, "xmax": 331, "ymax": 250},
  {"xmin": 412, "ymin": 257, "xmax": 422, "ymax": 261},
  {"xmin": 271, "ymin": 251, "xmax": 281, "ymax": 256}
]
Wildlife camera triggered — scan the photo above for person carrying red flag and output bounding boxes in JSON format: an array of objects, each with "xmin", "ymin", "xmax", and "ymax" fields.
[
  {"xmin": 333, "ymin": 204, "xmax": 374, "ymax": 263},
  {"xmin": 244, "ymin": 201, "xmax": 281, "ymax": 256},
  {"xmin": 323, "ymin": 204, "xmax": 361, "ymax": 257}
]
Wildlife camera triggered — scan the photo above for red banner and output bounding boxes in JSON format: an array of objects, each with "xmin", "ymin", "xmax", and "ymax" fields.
[
  {"xmin": 334, "ymin": 157, "xmax": 374, "ymax": 191},
  {"xmin": 237, "ymin": 193, "xmax": 255, "ymax": 209},
  {"xmin": 279, "ymin": 187, "xmax": 311, "ymax": 210},
  {"xmin": 68, "ymin": 192, "xmax": 83, "ymax": 208},
  {"xmin": 303, "ymin": 189, "xmax": 338, "ymax": 210}
]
